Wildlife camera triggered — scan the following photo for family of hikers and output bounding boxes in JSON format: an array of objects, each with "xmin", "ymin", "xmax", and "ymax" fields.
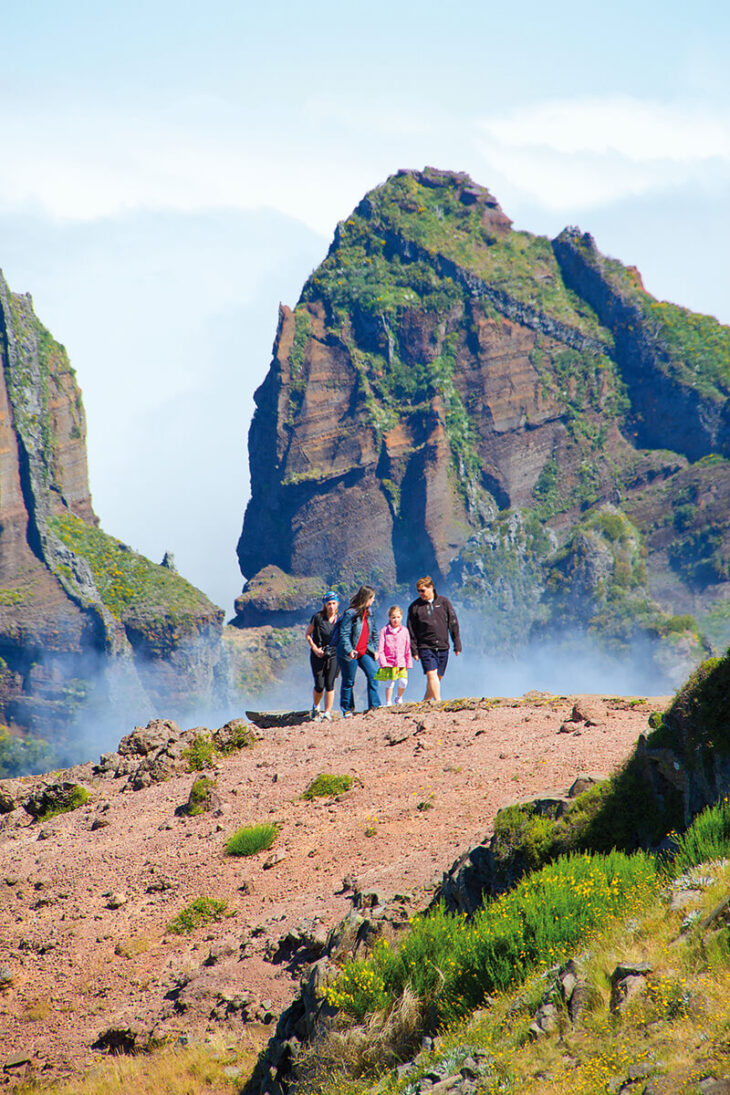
[{"xmin": 305, "ymin": 577, "xmax": 461, "ymax": 718}]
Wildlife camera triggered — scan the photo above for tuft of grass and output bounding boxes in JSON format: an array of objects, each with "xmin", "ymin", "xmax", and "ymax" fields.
[
  {"xmin": 302, "ymin": 773, "xmax": 354, "ymax": 800},
  {"xmin": 22, "ymin": 997, "xmax": 53, "ymax": 1022},
  {"xmin": 224, "ymin": 822, "xmax": 279, "ymax": 858},
  {"xmin": 114, "ymin": 936, "xmax": 151, "ymax": 959},
  {"xmin": 182, "ymin": 734, "xmax": 217, "ymax": 772},
  {"xmin": 165, "ymin": 896, "xmax": 230, "ymax": 935},
  {"xmin": 671, "ymin": 795, "xmax": 730, "ymax": 874}
]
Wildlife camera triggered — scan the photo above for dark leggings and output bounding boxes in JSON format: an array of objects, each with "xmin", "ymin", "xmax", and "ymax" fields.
[{"xmin": 311, "ymin": 653, "xmax": 339, "ymax": 693}]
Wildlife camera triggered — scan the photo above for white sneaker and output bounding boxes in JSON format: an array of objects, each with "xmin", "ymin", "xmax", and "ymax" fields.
[{"xmin": 321, "ymin": 711, "xmax": 332, "ymax": 721}]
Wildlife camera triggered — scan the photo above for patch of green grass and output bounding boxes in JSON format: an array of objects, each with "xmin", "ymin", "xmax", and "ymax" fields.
[
  {"xmin": 302, "ymin": 773, "xmax": 354, "ymax": 800},
  {"xmin": 166, "ymin": 896, "xmax": 230, "ymax": 935},
  {"xmin": 224, "ymin": 822, "xmax": 279, "ymax": 857},
  {"xmin": 664, "ymin": 653, "xmax": 730, "ymax": 756}
]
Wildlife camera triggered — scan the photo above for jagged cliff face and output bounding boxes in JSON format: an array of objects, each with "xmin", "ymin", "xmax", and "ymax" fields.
[
  {"xmin": 236, "ymin": 168, "xmax": 730, "ymax": 675},
  {"xmin": 0, "ymin": 271, "xmax": 225, "ymax": 748}
]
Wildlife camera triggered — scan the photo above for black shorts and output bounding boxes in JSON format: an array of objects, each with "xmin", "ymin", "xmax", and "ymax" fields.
[
  {"xmin": 419, "ymin": 648, "xmax": 449, "ymax": 676},
  {"xmin": 311, "ymin": 653, "xmax": 340, "ymax": 693}
]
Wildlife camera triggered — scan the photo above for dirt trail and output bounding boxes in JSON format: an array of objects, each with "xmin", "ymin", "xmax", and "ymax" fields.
[{"xmin": 0, "ymin": 693, "xmax": 666, "ymax": 1084}]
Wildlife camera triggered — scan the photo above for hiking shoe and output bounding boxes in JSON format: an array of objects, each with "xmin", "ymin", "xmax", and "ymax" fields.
[
  {"xmin": 321, "ymin": 711, "xmax": 332, "ymax": 721},
  {"xmin": 310, "ymin": 706, "xmax": 320, "ymax": 719},
  {"xmin": 342, "ymin": 710, "xmax": 354, "ymax": 718}
]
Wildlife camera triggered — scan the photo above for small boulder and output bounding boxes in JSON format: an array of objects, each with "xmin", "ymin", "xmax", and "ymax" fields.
[
  {"xmin": 213, "ymin": 719, "xmax": 256, "ymax": 753},
  {"xmin": 3, "ymin": 1050, "xmax": 32, "ymax": 1072},
  {"xmin": 179, "ymin": 776, "xmax": 221, "ymax": 817},
  {"xmin": 204, "ymin": 935, "xmax": 240, "ymax": 966},
  {"xmin": 117, "ymin": 718, "xmax": 182, "ymax": 757},
  {"xmin": 571, "ymin": 699, "xmax": 605, "ymax": 726},
  {"xmin": 23, "ymin": 782, "xmax": 90, "ymax": 820},
  {"xmin": 0, "ymin": 785, "xmax": 16, "ymax": 814},
  {"xmin": 610, "ymin": 961, "xmax": 652, "ymax": 1012},
  {"xmin": 568, "ymin": 774, "xmax": 600, "ymax": 797}
]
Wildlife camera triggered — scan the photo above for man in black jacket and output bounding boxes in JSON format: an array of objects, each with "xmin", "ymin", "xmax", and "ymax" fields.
[{"xmin": 407, "ymin": 576, "xmax": 461, "ymax": 702}]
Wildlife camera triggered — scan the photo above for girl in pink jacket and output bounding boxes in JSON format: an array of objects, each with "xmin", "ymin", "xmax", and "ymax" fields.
[{"xmin": 377, "ymin": 605, "xmax": 413, "ymax": 705}]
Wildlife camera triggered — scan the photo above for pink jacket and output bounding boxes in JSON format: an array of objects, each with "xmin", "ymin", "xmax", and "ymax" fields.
[{"xmin": 377, "ymin": 624, "xmax": 413, "ymax": 669}]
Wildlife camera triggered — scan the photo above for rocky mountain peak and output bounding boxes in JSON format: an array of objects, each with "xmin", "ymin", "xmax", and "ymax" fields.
[{"xmin": 235, "ymin": 167, "xmax": 730, "ymax": 685}]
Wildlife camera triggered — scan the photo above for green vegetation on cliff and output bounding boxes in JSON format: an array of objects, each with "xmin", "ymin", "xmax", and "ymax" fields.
[
  {"xmin": 49, "ymin": 514, "xmax": 216, "ymax": 630},
  {"xmin": 356, "ymin": 171, "xmax": 611, "ymax": 341},
  {"xmin": 571, "ymin": 234, "xmax": 730, "ymax": 402}
]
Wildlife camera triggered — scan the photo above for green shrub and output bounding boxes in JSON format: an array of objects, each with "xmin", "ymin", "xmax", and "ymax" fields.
[
  {"xmin": 492, "ymin": 804, "xmax": 559, "ymax": 871},
  {"xmin": 302, "ymin": 773, "xmax": 354, "ymax": 800},
  {"xmin": 326, "ymin": 850, "xmax": 657, "ymax": 1024},
  {"xmin": 216, "ymin": 723, "xmax": 256, "ymax": 754},
  {"xmin": 166, "ymin": 896, "xmax": 230, "ymax": 935},
  {"xmin": 225, "ymin": 822, "xmax": 279, "ymax": 857},
  {"xmin": 182, "ymin": 734, "xmax": 217, "ymax": 771}
]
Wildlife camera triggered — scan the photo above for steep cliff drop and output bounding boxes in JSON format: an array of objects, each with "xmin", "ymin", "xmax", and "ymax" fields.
[
  {"xmin": 0, "ymin": 270, "xmax": 225, "ymax": 766},
  {"xmin": 234, "ymin": 168, "xmax": 730, "ymax": 687}
]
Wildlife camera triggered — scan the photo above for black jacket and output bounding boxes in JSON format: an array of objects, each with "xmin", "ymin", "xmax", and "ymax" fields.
[{"xmin": 407, "ymin": 594, "xmax": 462, "ymax": 656}]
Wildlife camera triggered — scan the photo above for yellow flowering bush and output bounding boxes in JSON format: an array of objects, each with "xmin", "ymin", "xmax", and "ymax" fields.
[{"xmin": 325, "ymin": 850, "xmax": 657, "ymax": 1023}]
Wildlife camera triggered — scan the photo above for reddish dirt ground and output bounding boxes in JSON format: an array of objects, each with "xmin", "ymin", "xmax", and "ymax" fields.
[{"xmin": 0, "ymin": 692, "xmax": 668, "ymax": 1085}]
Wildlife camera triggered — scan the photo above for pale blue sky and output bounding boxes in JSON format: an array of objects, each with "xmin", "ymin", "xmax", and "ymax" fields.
[{"xmin": 1, "ymin": 1, "xmax": 728, "ymax": 610}]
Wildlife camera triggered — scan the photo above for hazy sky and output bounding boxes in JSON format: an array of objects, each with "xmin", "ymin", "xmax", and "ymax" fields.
[{"xmin": 1, "ymin": 0, "xmax": 728, "ymax": 611}]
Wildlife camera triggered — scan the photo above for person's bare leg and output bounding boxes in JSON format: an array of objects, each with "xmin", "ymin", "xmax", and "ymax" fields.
[
  {"xmin": 313, "ymin": 688, "xmax": 323, "ymax": 708},
  {"xmin": 323, "ymin": 689, "xmax": 335, "ymax": 714},
  {"xmin": 385, "ymin": 684, "xmax": 394, "ymax": 705},
  {"xmin": 424, "ymin": 669, "xmax": 441, "ymax": 702}
]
